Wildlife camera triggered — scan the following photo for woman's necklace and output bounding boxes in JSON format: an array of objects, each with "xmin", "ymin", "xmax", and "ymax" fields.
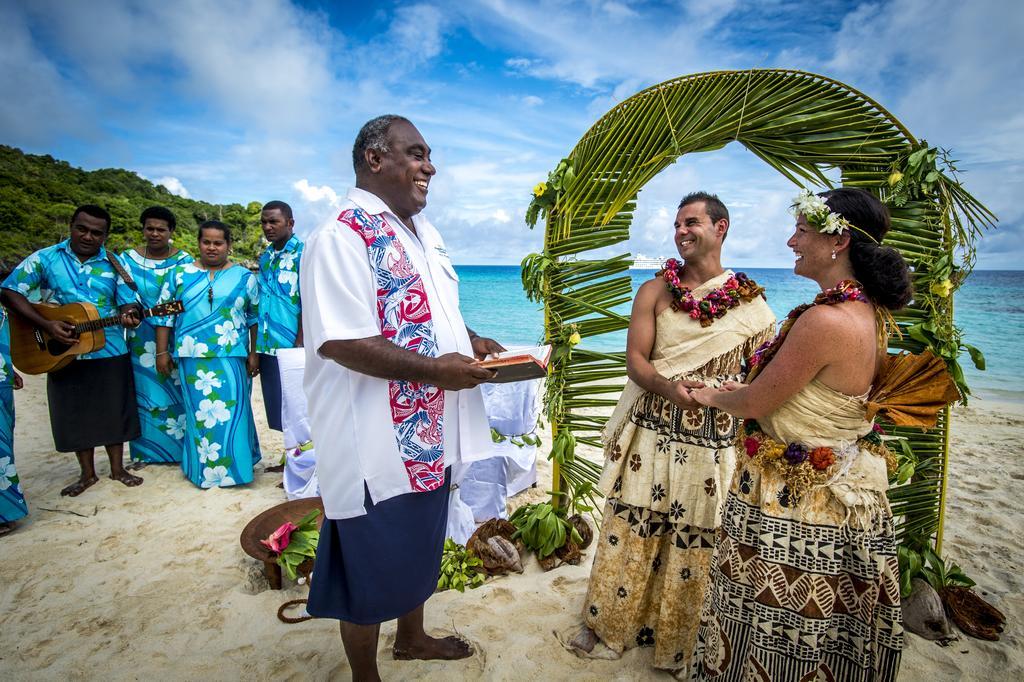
[
  {"xmin": 205, "ymin": 263, "xmax": 229, "ymax": 311},
  {"xmin": 660, "ymin": 258, "xmax": 765, "ymax": 327},
  {"xmin": 746, "ymin": 279, "xmax": 870, "ymax": 381}
]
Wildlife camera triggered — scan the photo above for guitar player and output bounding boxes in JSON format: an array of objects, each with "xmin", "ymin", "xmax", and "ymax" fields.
[{"xmin": 1, "ymin": 205, "xmax": 145, "ymax": 497}]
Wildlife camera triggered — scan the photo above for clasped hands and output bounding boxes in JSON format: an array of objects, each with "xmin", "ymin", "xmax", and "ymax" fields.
[{"xmin": 670, "ymin": 380, "xmax": 742, "ymax": 410}]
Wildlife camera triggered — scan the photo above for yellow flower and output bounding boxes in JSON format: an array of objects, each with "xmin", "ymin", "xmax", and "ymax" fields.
[
  {"xmin": 929, "ymin": 279, "xmax": 953, "ymax": 297},
  {"xmin": 532, "ymin": 182, "xmax": 547, "ymax": 198},
  {"xmin": 568, "ymin": 331, "xmax": 582, "ymax": 346},
  {"xmin": 888, "ymin": 171, "xmax": 904, "ymax": 186}
]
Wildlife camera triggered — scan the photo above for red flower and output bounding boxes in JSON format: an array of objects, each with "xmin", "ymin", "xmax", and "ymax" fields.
[
  {"xmin": 744, "ymin": 436, "xmax": 760, "ymax": 457},
  {"xmin": 809, "ymin": 447, "xmax": 835, "ymax": 470}
]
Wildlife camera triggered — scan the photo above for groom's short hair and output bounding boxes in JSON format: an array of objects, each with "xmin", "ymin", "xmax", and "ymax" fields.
[{"xmin": 679, "ymin": 191, "xmax": 729, "ymax": 240}]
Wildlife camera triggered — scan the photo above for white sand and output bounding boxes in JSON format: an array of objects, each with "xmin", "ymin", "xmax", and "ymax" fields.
[{"xmin": 1, "ymin": 375, "xmax": 1021, "ymax": 680}]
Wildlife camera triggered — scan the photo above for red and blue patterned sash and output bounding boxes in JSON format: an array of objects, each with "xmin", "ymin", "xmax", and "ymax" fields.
[{"xmin": 340, "ymin": 208, "xmax": 446, "ymax": 493}]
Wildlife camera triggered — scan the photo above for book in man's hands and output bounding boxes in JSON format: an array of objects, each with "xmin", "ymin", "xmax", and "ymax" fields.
[{"xmin": 478, "ymin": 345, "xmax": 551, "ymax": 384}]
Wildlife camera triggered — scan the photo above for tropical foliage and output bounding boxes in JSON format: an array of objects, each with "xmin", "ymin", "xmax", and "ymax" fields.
[
  {"xmin": 522, "ymin": 69, "xmax": 995, "ymax": 560},
  {"xmin": 0, "ymin": 145, "xmax": 266, "ymax": 271}
]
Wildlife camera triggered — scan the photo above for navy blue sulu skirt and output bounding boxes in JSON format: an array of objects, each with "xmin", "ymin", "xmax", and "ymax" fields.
[
  {"xmin": 257, "ymin": 353, "xmax": 282, "ymax": 432},
  {"xmin": 307, "ymin": 468, "xmax": 451, "ymax": 625}
]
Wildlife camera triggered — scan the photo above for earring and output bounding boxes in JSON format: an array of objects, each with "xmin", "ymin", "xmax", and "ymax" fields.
[{"xmin": 831, "ymin": 249, "xmax": 837, "ymax": 261}]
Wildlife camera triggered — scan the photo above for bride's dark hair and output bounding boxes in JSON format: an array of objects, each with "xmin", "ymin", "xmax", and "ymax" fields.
[{"xmin": 820, "ymin": 188, "xmax": 913, "ymax": 311}]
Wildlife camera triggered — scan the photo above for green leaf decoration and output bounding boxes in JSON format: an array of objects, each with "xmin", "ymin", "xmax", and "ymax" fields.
[{"xmin": 524, "ymin": 69, "xmax": 996, "ymax": 576}]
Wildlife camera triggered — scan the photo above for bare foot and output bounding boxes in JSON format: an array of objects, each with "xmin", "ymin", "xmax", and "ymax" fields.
[
  {"xmin": 61, "ymin": 475, "xmax": 99, "ymax": 497},
  {"xmin": 567, "ymin": 627, "xmax": 598, "ymax": 654},
  {"xmin": 111, "ymin": 470, "xmax": 144, "ymax": 487},
  {"xmin": 393, "ymin": 635, "xmax": 473, "ymax": 661}
]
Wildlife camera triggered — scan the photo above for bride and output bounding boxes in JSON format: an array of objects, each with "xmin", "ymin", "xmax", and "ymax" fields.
[{"xmin": 688, "ymin": 188, "xmax": 911, "ymax": 681}]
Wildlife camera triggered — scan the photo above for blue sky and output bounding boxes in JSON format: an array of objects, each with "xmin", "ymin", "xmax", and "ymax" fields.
[{"xmin": 2, "ymin": 0, "xmax": 1021, "ymax": 268}]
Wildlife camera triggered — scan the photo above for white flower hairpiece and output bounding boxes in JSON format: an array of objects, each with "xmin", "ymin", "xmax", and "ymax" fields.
[{"xmin": 790, "ymin": 189, "xmax": 853, "ymax": 235}]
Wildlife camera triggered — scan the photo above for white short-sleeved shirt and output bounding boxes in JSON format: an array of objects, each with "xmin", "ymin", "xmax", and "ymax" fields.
[{"xmin": 301, "ymin": 187, "xmax": 492, "ymax": 519}]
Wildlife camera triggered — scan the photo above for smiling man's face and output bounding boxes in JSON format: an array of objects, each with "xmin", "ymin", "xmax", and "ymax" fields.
[
  {"xmin": 371, "ymin": 120, "xmax": 436, "ymax": 221},
  {"xmin": 673, "ymin": 201, "xmax": 721, "ymax": 261}
]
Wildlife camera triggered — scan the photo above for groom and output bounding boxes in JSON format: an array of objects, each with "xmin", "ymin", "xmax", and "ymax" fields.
[{"xmin": 568, "ymin": 192, "xmax": 776, "ymax": 673}]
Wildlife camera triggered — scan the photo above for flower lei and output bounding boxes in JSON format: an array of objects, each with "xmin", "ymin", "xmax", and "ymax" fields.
[
  {"xmin": 739, "ymin": 420, "xmax": 896, "ymax": 504},
  {"xmin": 660, "ymin": 259, "xmax": 765, "ymax": 327},
  {"xmin": 791, "ymin": 189, "xmax": 879, "ymax": 243},
  {"xmin": 747, "ymin": 279, "xmax": 869, "ymax": 381}
]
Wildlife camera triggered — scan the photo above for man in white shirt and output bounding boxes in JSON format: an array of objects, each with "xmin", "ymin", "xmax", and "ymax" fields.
[{"xmin": 301, "ymin": 115, "xmax": 503, "ymax": 680}]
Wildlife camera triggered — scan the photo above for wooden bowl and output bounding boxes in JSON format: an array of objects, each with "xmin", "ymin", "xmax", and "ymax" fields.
[{"xmin": 239, "ymin": 497, "xmax": 325, "ymax": 589}]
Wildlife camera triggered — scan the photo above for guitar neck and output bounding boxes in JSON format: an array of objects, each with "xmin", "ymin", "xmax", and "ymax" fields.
[{"xmin": 74, "ymin": 307, "xmax": 161, "ymax": 334}]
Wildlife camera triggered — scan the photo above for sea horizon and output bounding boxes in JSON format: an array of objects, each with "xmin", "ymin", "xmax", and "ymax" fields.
[{"xmin": 454, "ymin": 265, "xmax": 1024, "ymax": 404}]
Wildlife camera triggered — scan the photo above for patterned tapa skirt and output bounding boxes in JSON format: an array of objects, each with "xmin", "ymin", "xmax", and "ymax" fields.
[
  {"xmin": 691, "ymin": 461, "xmax": 903, "ymax": 681},
  {"xmin": 585, "ymin": 377, "xmax": 741, "ymax": 672}
]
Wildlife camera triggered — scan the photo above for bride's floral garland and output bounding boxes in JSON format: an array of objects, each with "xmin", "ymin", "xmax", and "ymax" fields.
[
  {"xmin": 739, "ymin": 419, "xmax": 896, "ymax": 504},
  {"xmin": 660, "ymin": 259, "xmax": 765, "ymax": 327},
  {"xmin": 746, "ymin": 279, "xmax": 869, "ymax": 381}
]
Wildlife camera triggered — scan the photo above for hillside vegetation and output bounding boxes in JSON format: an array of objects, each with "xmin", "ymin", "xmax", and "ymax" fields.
[{"xmin": 0, "ymin": 145, "xmax": 264, "ymax": 271}]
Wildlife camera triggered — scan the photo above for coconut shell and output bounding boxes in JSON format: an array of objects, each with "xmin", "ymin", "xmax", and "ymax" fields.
[
  {"xmin": 538, "ymin": 552, "xmax": 559, "ymax": 571},
  {"xmin": 941, "ymin": 586, "xmax": 1006, "ymax": 641},
  {"xmin": 555, "ymin": 539, "xmax": 581, "ymax": 565},
  {"xmin": 902, "ymin": 578, "xmax": 954, "ymax": 641},
  {"xmin": 468, "ymin": 518, "xmax": 524, "ymax": 575},
  {"xmin": 568, "ymin": 514, "xmax": 593, "ymax": 550}
]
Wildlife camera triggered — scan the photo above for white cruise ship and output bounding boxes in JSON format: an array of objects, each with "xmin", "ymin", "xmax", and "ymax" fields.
[{"xmin": 630, "ymin": 254, "xmax": 668, "ymax": 270}]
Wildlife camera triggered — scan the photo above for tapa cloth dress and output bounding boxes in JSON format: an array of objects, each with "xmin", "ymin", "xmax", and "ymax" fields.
[
  {"xmin": 691, "ymin": 379, "xmax": 902, "ymax": 681},
  {"xmin": 0, "ymin": 309, "xmax": 27, "ymax": 523},
  {"xmin": 122, "ymin": 249, "xmax": 194, "ymax": 462},
  {"xmin": 584, "ymin": 272, "xmax": 776, "ymax": 672},
  {"xmin": 158, "ymin": 263, "xmax": 261, "ymax": 488}
]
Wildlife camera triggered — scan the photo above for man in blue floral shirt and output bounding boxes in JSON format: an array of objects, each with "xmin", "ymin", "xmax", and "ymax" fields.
[
  {"xmin": 256, "ymin": 200, "xmax": 303, "ymax": 436},
  {"xmin": 1, "ymin": 205, "xmax": 144, "ymax": 497}
]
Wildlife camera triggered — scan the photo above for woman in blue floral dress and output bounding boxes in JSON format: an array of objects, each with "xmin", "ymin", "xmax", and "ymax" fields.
[
  {"xmin": 0, "ymin": 305, "xmax": 27, "ymax": 534},
  {"xmin": 155, "ymin": 221, "xmax": 261, "ymax": 488},
  {"xmin": 123, "ymin": 206, "xmax": 194, "ymax": 463}
]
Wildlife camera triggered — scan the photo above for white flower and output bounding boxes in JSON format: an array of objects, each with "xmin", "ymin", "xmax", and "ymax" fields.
[
  {"xmin": 278, "ymin": 270, "xmax": 299, "ymax": 297},
  {"xmin": 21, "ymin": 252, "xmax": 40, "ymax": 272},
  {"xmin": 278, "ymin": 251, "xmax": 297, "ymax": 271},
  {"xmin": 158, "ymin": 281, "xmax": 171, "ymax": 303},
  {"xmin": 194, "ymin": 369, "xmax": 222, "ymax": 396},
  {"xmin": 197, "ymin": 436, "xmax": 222, "ymax": 463},
  {"xmin": 182, "ymin": 262, "xmax": 201, "ymax": 274},
  {"xmin": 201, "ymin": 465, "xmax": 235, "ymax": 489},
  {"xmin": 0, "ymin": 355, "xmax": 7, "ymax": 383},
  {"xmin": 215, "ymin": 320, "xmax": 239, "ymax": 347},
  {"xmin": 822, "ymin": 212, "xmax": 847, "ymax": 235},
  {"xmin": 16, "ymin": 282, "xmax": 31, "ymax": 296},
  {"xmin": 195, "ymin": 398, "xmax": 230, "ymax": 428},
  {"xmin": 0, "ymin": 456, "xmax": 16, "ymax": 490},
  {"xmin": 139, "ymin": 341, "xmax": 157, "ymax": 368},
  {"xmin": 171, "ymin": 367, "xmax": 181, "ymax": 386},
  {"xmin": 164, "ymin": 414, "xmax": 186, "ymax": 440},
  {"xmin": 178, "ymin": 335, "xmax": 209, "ymax": 357}
]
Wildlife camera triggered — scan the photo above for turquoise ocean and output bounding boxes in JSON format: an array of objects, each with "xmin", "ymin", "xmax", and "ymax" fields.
[{"xmin": 456, "ymin": 266, "xmax": 1024, "ymax": 403}]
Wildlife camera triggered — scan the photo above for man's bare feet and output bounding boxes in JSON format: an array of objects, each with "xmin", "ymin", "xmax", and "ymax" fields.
[
  {"xmin": 110, "ymin": 470, "xmax": 143, "ymax": 487},
  {"xmin": 61, "ymin": 474, "xmax": 99, "ymax": 497},
  {"xmin": 392, "ymin": 634, "xmax": 473, "ymax": 661}
]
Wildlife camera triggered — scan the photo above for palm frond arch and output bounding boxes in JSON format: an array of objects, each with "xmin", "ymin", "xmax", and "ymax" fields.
[{"xmin": 526, "ymin": 69, "xmax": 995, "ymax": 553}]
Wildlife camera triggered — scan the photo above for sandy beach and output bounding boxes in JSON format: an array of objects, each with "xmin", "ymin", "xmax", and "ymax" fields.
[{"xmin": 1, "ymin": 374, "xmax": 1021, "ymax": 680}]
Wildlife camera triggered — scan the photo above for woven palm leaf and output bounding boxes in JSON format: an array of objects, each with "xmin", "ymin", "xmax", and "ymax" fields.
[{"xmin": 867, "ymin": 350, "xmax": 962, "ymax": 428}]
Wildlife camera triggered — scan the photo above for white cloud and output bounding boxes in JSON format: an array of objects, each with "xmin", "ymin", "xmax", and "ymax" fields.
[
  {"xmin": 293, "ymin": 179, "xmax": 340, "ymax": 206},
  {"xmin": 154, "ymin": 177, "xmax": 190, "ymax": 198},
  {"xmin": 522, "ymin": 95, "xmax": 544, "ymax": 107},
  {"xmin": 492, "ymin": 209, "xmax": 512, "ymax": 223}
]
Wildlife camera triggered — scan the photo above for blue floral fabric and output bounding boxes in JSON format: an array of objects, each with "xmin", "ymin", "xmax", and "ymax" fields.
[
  {"xmin": 1, "ymin": 240, "xmax": 138, "ymax": 359},
  {"xmin": 0, "ymin": 309, "xmax": 27, "ymax": 523},
  {"xmin": 255, "ymin": 235, "xmax": 303, "ymax": 355},
  {"xmin": 122, "ymin": 249, "xmax": 194, "ymax": 463},
  {"xmin": 159, "ymin": 263, "xmax": 260, "ymax": 487}
]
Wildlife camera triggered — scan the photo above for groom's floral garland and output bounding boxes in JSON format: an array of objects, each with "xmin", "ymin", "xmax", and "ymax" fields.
[
  {"xmin": 660, "ymin": 259, "xmax": 765, "ymax": 327},
  {"xmin": 746, "ymin": 279, "xmax": 869, "ymax": 382}
]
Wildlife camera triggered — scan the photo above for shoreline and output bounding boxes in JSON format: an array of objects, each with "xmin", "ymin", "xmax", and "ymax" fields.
[{"xmin": 1, "ymin": 375, "xmax": 1021, "ymax": 679}]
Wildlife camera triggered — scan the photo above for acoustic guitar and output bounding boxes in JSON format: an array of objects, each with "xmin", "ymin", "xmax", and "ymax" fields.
[{"xmin": 8, "ymin": 300, "xmax": 185, "ymax": 374}]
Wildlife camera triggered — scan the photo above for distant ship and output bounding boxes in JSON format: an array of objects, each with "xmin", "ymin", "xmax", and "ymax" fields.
[{"xmin": 631, "ymin": 254, "xmax": 667, "ymax": 270}]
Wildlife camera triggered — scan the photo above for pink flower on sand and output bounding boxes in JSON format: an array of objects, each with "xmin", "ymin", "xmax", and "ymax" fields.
[{"xmin": 260, "ymin": 522, "xmax": 298, "ymax": 554}]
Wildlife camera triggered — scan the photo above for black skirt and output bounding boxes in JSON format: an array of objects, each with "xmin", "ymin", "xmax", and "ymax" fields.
[
  {"xmin": 307, "ymin": 469, "xmax": 451, "ymax": 625},
  {"xmin": 47, "ymin": 354, "xmax": 141, "ymax": 452}
]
